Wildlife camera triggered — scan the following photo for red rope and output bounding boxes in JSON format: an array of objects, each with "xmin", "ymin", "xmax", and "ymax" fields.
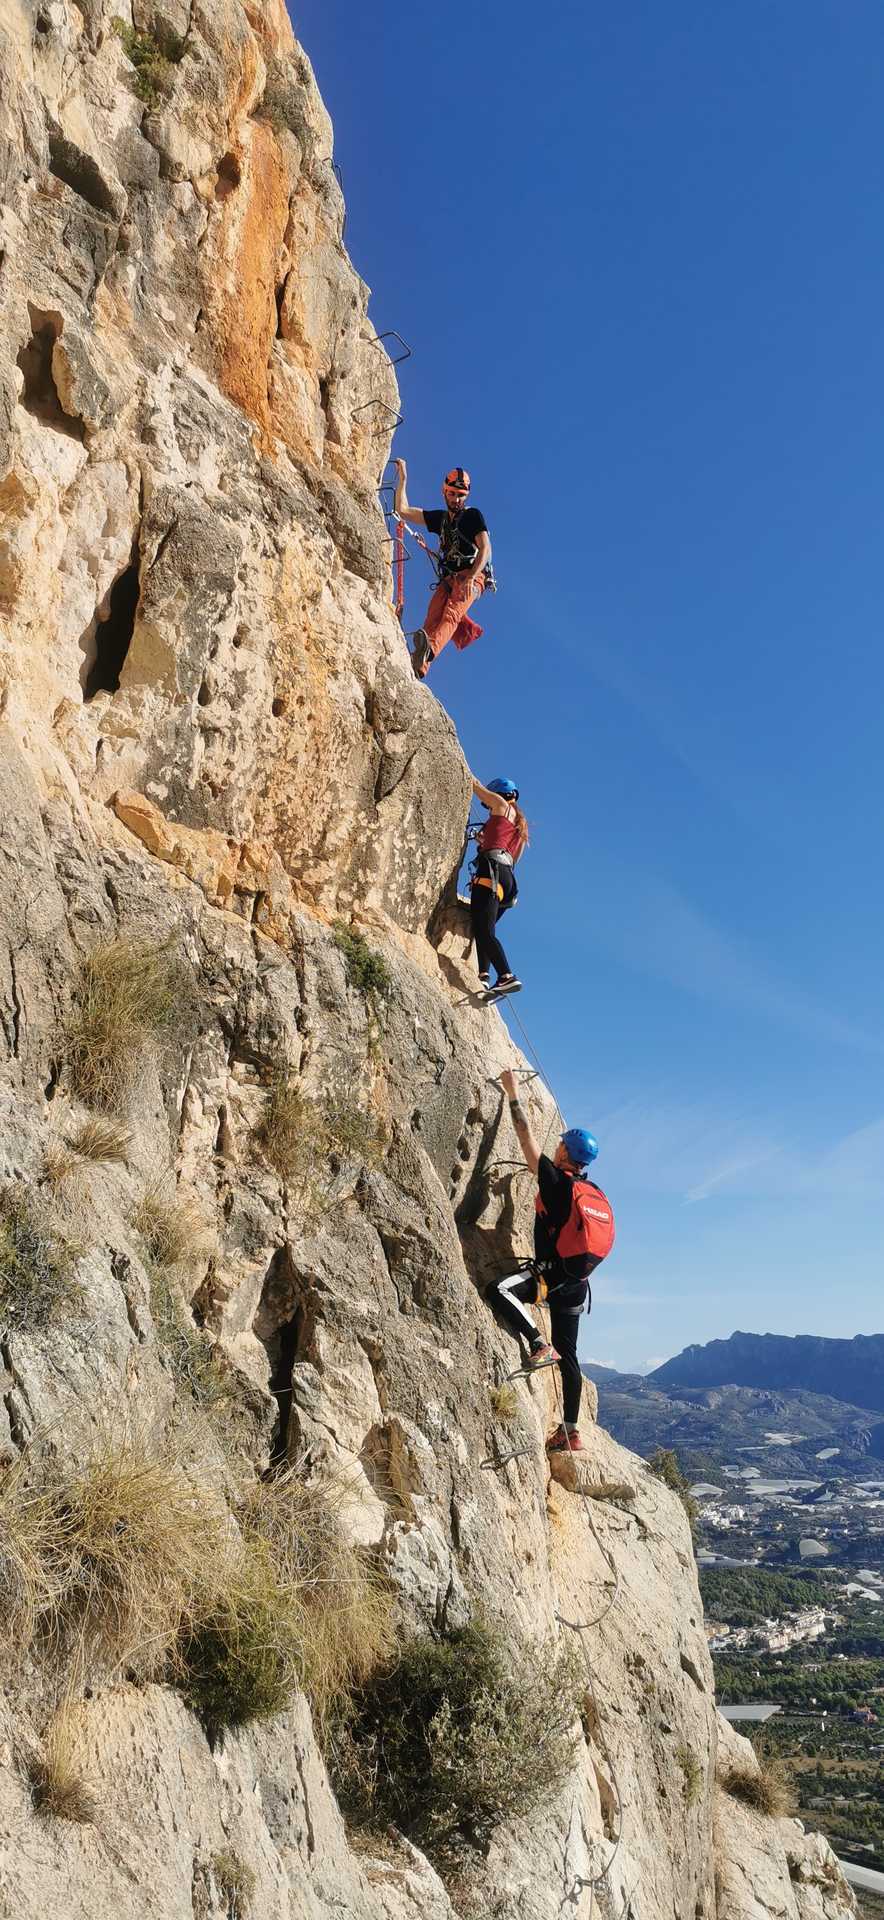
[{"xmin": 394, "ymin": 518, "xmax": 405, "ymax": 618}]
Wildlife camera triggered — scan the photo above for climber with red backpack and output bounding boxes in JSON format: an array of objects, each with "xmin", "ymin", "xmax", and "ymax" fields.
[
  {"xmin": 393, "ymin": 459, "xmax": 493, "ymax": 678},
  {"xmin": 486, "ymin": 1068, "xmax": 615, "ymax": 1452}
]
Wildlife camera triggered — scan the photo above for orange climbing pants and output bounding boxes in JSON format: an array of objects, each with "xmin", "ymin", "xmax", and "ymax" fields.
[{"xmin": 423, "ymin": 572, "xmax": 485, "ymax": 660}]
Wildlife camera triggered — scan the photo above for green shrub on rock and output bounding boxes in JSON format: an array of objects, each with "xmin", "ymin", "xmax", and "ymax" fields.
[
  {"xmin": 112, "ymin": 17, "xmax": 184, "ymax": 107},
  {"xmin": 648, "ymin": 1447, "xmax": 698, "ymax": 1534},
  {"xmin": 334, "ymin": 1620, "xmax": 581, "ymax": 1862},
  {"xmin": 332, "ymin": 923, "xmax": 392, "ymax": 1002}
]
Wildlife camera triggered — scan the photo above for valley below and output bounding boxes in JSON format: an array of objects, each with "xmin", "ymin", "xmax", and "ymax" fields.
[{"xmin": 589, "ymin": 1359, "xmax": 884, "ymax": 1888}]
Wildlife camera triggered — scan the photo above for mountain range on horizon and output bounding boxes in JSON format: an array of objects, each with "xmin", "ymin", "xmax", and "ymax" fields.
[{"xmin": 644, "ymin": 1329, "xmax": 884, "ymax": 1413}]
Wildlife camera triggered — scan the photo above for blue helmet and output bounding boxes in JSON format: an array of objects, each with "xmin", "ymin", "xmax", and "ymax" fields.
[
  {"xmin": 487, "ymin": 777, "xmax": 519, "ymax": 798},
  {"xmin": 561, "ymin": 1127, "xmax": 598, "ymax": 1169}
]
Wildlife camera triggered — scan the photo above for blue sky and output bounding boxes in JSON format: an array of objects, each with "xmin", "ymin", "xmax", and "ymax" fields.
[{"xmin": 294, "ymin": 2, "xmax": 884, "ymax": 1373}]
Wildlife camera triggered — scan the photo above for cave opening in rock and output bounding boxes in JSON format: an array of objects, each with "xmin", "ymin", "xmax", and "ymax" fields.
[
  {"xmin": 267, "ymin": 1309, "xmax": 301, "ymax": 1467},
  {"xmin": 215, "ymin": 152, "xmax": 241, "ymax": 199},
  {"xmin": 16, "ymin": 305, "xmax": 82, "ymax": 438},
  {"xmin": 81, "ymin": 551, "xmax": 141, "ymax": 700}
]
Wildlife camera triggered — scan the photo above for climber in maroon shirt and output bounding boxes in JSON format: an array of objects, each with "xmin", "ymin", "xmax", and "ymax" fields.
[{"xmin": 468, "ymin": 775, "xmax": 528, "ymax": 1001}]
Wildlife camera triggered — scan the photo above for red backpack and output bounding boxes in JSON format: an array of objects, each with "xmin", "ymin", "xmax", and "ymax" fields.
[{"xmin": 536, "ymin": 1178, "xmax": 615, "ymax": 1265}]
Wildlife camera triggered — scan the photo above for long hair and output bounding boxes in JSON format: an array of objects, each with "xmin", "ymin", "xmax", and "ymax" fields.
[{"xmin": 508, "ymin": 800, "xmax": 530, "ymax": 853}]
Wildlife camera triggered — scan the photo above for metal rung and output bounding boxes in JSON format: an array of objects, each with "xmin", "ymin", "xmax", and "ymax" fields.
[
  {"xmin": 506, "ymin": 1356, "xmax": 557, "ymax": 1382},
  {"xmin": 370, "ymin": 330, "xmax": 412, "ymax": 366},
  {"xmin": 353, "ymin": 398, "xmax": 404, "ymax": 430},
  {"xmin": 480, "ymin": 1447, "xmax": 532, "ymax": 1472}
]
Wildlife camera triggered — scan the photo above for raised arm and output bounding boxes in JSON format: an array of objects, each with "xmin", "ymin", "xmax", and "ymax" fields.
[
  {"xmin": 393, "ymin": 458, "xmax": 426, "ymax": 528},
  {"xmin": 471, "ymin": 775, "xmax": 509, "ymax": 814},
  {"xmin": 499, "ymin": 1068, "xmax": 541, "ymax": 1175}
]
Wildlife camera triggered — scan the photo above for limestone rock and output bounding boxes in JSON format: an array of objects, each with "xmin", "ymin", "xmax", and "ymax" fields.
[
  {"xmin": 0, "ymin": 4, "xmax": 855, "ymax": 1920},
  {"xmin": 714, "ymin": 1717, "xmax": 856, "ymax": 1920}
]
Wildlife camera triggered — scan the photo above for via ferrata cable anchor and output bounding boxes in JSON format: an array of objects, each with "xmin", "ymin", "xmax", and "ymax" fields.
[
  {"xmin": 506, "ymin": 1354, "xmax": 559, "ymax": 1383},
  {"xmin": 480, "ymin": 1444, "xmax": 532, "ymax": 1472}
]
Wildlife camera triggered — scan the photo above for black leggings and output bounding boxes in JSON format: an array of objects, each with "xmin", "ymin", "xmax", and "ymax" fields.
[
  {"xmin": 470, "ymin": 856, "xmax": 517, "ymax": 979},
  {"xmin": 487, "ymin": 1267, "xmax": 589, "ymax": 1426}
]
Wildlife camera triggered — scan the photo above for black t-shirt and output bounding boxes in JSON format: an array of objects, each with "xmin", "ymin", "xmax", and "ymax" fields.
[
  {"xmin": 422, "ymin": 506, "xmax": 488, "ymax": 576},
  {"xmin": 533, "ymin": 1154, "xmax": 594, "ymax": 1284}
]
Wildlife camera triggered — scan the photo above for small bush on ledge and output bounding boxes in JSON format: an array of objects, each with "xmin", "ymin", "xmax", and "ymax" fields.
[
  {"xmin": 647, "ymin": 1447, "xmax": 698, "ymax": 1535},
  {"xmin": 332, "ymin": 923, "xmax": 392, "ymax": 1003},
  {"xmin": 112, "ymin": 16, "xmax": 184, "ymax": 107},
  {"xmin": 334, "ymin": 1620, "xmax": 582, "ymax": 1864},
  {"xmin": 720, "ymin": 1757, "xmax": 796, "ymax": 1817}
]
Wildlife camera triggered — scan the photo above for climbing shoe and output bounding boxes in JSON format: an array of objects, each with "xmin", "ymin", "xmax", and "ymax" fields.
[
  {"xmin": 411, "ymin": 628, "xmax": 432, "ymax": 678},
  {"xmin": 483, "ymin": 975, "xmax": 522, "ymax": 1002},
  {"xmin": 525, "ymin": 1342, "xmax": 559, "ymax": 1371},
  {"xmin": 546, "ymin": 1425, "xmax": 584, "ymax": 1453}
]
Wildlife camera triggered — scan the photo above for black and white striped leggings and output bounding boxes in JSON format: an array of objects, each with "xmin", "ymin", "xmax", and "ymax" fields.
[{"xmin": 487, "ymin": 1266, "xmax": 589, "ymax": 1425}]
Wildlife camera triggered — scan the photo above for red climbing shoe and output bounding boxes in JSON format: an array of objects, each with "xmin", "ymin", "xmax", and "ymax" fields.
[
  {"xmin": 525, "ymin": 1342, "xmax": 559, "ymax": 1371},
  {"xmin": 547, "ymin": 1425, "xmax": 585, "ymax": 1453}
]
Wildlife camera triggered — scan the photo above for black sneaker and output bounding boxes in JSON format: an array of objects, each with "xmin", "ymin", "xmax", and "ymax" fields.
[
  {"xmin": 411, "ymin": 628, "xmax": 432, "ymax": 677},
  {"xmin": 484, "ymin": 975, "xmax": 522, "ymax": 1001}
]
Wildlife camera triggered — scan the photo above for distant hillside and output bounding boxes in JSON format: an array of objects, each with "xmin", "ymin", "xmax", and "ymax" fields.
[
  {"xmin": 649, "ymin": 1331, "xmax": 884, "ymax": 1412},
  {"xmin": 582, "ymin": 1369, "xmax": 884, "ymax": 1478}
]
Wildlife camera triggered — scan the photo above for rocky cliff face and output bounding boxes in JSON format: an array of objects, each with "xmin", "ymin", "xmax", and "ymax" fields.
[{"xmin": 0, "ymin": 5, "xmax": 857, "ymax": 1918}]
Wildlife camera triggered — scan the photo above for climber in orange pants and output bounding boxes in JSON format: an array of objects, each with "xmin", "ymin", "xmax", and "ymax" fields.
[{"xmin": 393, "ymin": 459, "xmax": 493, "ymax": 678}]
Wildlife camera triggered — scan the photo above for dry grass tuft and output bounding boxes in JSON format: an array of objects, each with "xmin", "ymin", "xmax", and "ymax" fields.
[
  {"xmin": 149, "ymin": 1265, "xmax": 230, "ymax": 1411},
  {"xmin": 254, "ymin": 1079, "xmax": 316, "ymax": 1187},
  {"xmin": 211, "ymin": 1849, "xmax": 255, "ymax": 1917},
  {"xmin": 71, "ymin": 1116, "xmax": 131, "ymax": 1165},
  {"xmin": 176, "ymin": 1539, "xmax": 302, "ymax": 1731},
  {"xmin": 41, "ymin": 1143, "xmax": 78, "ymax": 1191},
  {"xmin": 177, "ymin": 1465, "xmax": 395, "ymax": 1736},
  {"xmin": 721, "ymin": 1757, "xmax": 797, "ymax": 1817},
  {"xmin": 28, "ymin": 1702, "xmax": 97, "ymax": 1823},
  {"xmin": 66, "ymin": 937, "xmax": 192, "ymax": 1113},
  {"xmin": 243, "ymin": 1468, "xmax": 396, "ymax": 1733},
  {"xmin": 134, "ymin": 1183, "xmax": 212, "ymax": 1274},
  {"xmin": 0, "ymin": 1456, "xmax": 61, "ymax": 1654},
  {"xmin": 254, "ymin": 1079, "xmax": 383, "ymax": 1217},
  {"xmin": 0, "ymin": 1185, "xmax": 80, "ymax": 1332},
  {"xmin": 489, "ymin": 1382, "xmax": 519, "ymax": 1424},
  {"xmin": 47, "ymin": 1434, "xmax": 234, "ymax": 1674}
]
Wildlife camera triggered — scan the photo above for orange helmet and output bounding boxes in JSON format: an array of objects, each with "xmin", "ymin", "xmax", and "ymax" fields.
[{"xmin": 443, "ymin": 467, "xmax": 470, "ymax": 495}]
